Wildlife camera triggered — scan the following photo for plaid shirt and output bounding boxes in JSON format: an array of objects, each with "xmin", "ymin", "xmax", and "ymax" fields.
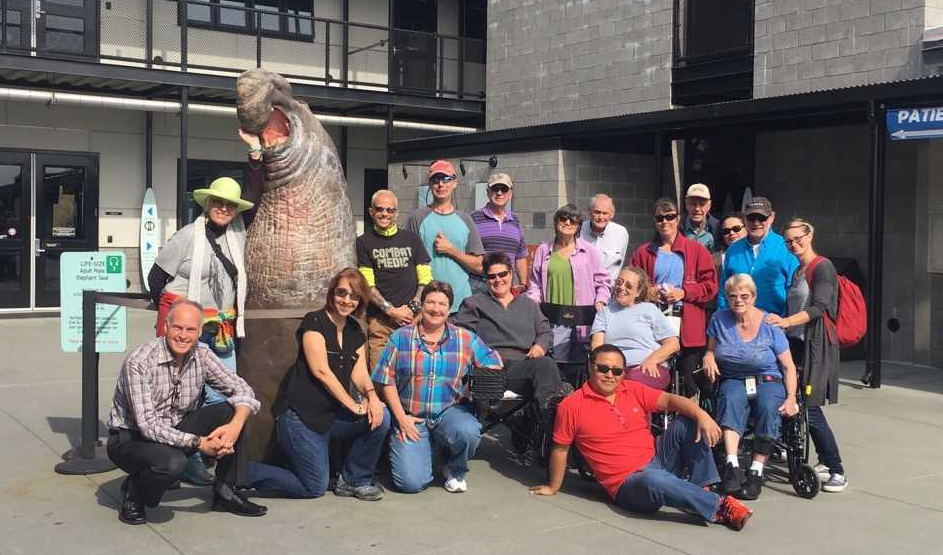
[
  {"xmin": 107, "ymin": 337, "xmax": 260, "ymax": 448},
  {"xmin": 371, "ymin": 323, "xmax": 502, "ymax": 419}
]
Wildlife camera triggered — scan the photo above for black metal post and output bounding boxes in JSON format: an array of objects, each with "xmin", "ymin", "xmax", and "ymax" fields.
[
  {"xmin": 342, "ymin": 0, "xmax": 349, "ymax": 87},
  {"xmin": 180, "ymin": 0, "xmax": 188, "ymax": 71},
  {"xmin": 388, "ymin": 0, "xmax": 394, "ymax": 91},
  {"xmin": 438, "ymin": 35, "xmax": 444, "ymax": 95},
  {"xmin": 145, "ymin": 0, "xmax": 153, "ymax": 67},
  {"xmin": 325, "ymin": 22, "xmax": 331, "ymax": 82},
  {"xmin": 340, "ymin": 126, "xmax": 348, "ymax": 176},
  {"xmin": 53, "ymin": 291, "xmax": 115, "ymax": 475},
  {"xmin": 654, "ymin": 132, "xmax": 664, "ymax": 199},
  {"xmin": 458, "ymin": 40, "xmax": 465, "ymax": 98},
  {"xmin": 864, "ymin": 101, "xmax": 886, "ymax": 388},
  {"xmin": 2, "ymin": 0, "xmax": 8, "ymax": 50},
  {"xmin": 256, "ymin": 11, "xmax": 262, "ymax": 68},
  {"xmin": 178, "ymin": 86, "xmax": 189, "ymax": 230},
  {"xmin": 386, "ymin": 106, "xmax": 394, "ymax": 146},
  {"xmin": 145, "ymin": 111, "xmax": 153, "ymax": 190}
]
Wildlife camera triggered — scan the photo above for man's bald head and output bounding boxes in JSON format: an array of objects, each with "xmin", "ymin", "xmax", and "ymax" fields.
[{"xmin": 589, "ymin": 194, "xmax": 616, "ymax": 233}]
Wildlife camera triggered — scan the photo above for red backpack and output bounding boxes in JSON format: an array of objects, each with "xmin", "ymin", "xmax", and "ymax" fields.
[{"xmin": 805, "ymin": 257, "xmax": 867, "ymax": 348}]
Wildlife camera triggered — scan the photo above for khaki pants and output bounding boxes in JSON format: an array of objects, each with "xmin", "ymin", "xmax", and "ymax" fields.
[{"xmin": 367, "ymin": 314, "xmax": 417, "ymax": 370}]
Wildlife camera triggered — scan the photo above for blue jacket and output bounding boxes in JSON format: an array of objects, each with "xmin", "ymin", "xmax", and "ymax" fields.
[{"xmin": 718, "ymin": 230, "xmax": 799, "ymax": 316}]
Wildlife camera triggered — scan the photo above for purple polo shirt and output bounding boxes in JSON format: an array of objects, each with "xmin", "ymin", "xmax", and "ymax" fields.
[{"xmin": 470, "ymin": 205, "xmax": 528, "ymax": 263}]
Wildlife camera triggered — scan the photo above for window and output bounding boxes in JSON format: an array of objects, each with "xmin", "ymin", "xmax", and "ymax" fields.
[
  {"xmin": 461, "ymin": 0, "xmax": 486, "ymax": 64},
  {"xmin": 180, "ymin": 0, "xmax": 313, "ymax": 41}
]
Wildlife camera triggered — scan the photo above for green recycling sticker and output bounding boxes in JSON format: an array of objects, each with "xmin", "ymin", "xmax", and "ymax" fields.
[{"xmin": 106, "ymin": 255, "xmax": 122, "ymax": 273}]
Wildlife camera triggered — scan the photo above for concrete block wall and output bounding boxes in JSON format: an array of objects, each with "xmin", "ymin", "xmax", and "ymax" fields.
[
  {"xmin": 486, "ymin": 0, "xmax": 673, "ymax": 130},
  {"xmin": 754, "ymin": 0, "xmax": 938, "ymax": 98}
]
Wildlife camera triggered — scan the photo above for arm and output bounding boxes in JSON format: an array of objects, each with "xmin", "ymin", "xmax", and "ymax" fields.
[
  {"xmin": 777, "ymin": 348, "xmax": 799, "ymax": 417},
  {"xmin": 531, "ymin": 304, "xmax": 553, "ymax": 355},
  {"xmin": 302, "ymin": 331, "xmax": 365, "ymax": 415},
  {"xmin": 637, "ymin": 337, "xmax": 680, "ymax": 377},
  {"xmin": 350, "ymin": 344, "xmax": 385, "ymax": 430},
  {"xmin": 239, "ymin": 129, "xmax": 265, "ymax": 229},
  {"xmin": 515, "ymin": 256, "xmax": 530, "ymax": 289},
  {"xmin": 529, "ymin": 443, "xmax": 570, "ymax": 495},
  {"xmin": 656, "ymin": 392, "xmax": 721, "ymax": 446},
  {"xmin": 588, "ymin": 245, "xmax": 612, "ymax": 309},
  {"xmin": 201, "ymin": 351, "xmax": 261, "ymax": 413},
  {"xmin": 702, "ymin": 337, "xmax": 720, "ymax": 382},
  {"xmin": 381, "ymin": 383, "xmax": 421, "ymax": 442},
  {"xmin": 147, "ymin": 264, "xmax": 171, "ymax": 306},
  {"xmin": 526, "ymin": 245, "xmax": 545, "ymax": 302},
  {"xmin": 590, "ymin": 331, "xmax": 605, "ymax": 352},
  {"xmin": 451, "ymin": 298, "xmax": 479, "ymax": 332},
  {"xmin": 679, "ymin": 244, "xmax": 718, "ymax": 305}
]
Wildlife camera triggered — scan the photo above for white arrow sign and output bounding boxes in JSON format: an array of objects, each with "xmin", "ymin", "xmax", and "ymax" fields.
[{"xmin": 890, "ymin": 129, "xmax": 943, "ymax": 140}]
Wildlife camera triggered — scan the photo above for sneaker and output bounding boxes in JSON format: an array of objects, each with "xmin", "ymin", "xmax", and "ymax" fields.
[
  {"xmin": 721, "ymin": 462, "xmax": 746, "ymax": 495},
  {"xmin": 813, "ymin": 463, "xmax": 831, "ymax": 482},
  {"xmin": 180, "ymin": 454, "xmax": 215, "ymax": 486},
  {"xmin": 822, "ymin": 473, "xmax": 847, "ymax": 493},
  {"xmin": 442, "ymin": 467, "xmax": 467, "ymax": 493},
  {"xmin": 715, "ymin": 495, "xmax": 753, "ymax": 531},
  {"xmin": 334, "ymin": 479, "xmax": 385, "ymax": 501},
  {"xmin": 736, "ymin": 469, "xmax": 763, "ymax": 501}
]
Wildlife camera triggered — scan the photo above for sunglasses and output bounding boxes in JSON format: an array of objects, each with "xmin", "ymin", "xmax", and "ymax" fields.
[
  {"xmin": 746, "ymin": 213, "xmax": 769, "ymax": 223},
  {"xmin": 784, "ymin": 233, "xmax": 808, "ymax": 246},
  {"xmin": 654, "ymin": 213, "xmax": 679, "ymax": 223},
  {"xmin": 429, "ymin": 175, "xmax": 456, "ymax": 185},
  {"xmin": 721, "ymin": 225, "xmax": 744, "ymax": 235},
  {"xmin": 333, "ymin": 288, "xmax": 361, "ymax": 302},
  {"xmin": 593, "ymin": 364, "xmax": 625, "ymax": 376},
  {"xmin": 372, "ymin": 206, "xmax": 397, "ymax": 214},
  {"xmin": 556, "ymin": 216, "xmax": 579, "ymax": 225},
  {"xmin": 489, "ymin": 184, "xmax": 511, "ymax": 194},
  {"xmin": 613, "ymin": 278, "xmax": 634, "ymax": 289},
  {"xmin": 486, "ymin": 270, "xmax": 510, "ymax": 280}
]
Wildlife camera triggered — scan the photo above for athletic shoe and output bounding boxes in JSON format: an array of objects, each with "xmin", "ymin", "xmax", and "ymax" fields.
[
  {"xmin": 442, "ymin": 467, "xmax": 467, "ymax": 493},
  {"xmin": 715, "ymin": 495, "xmax": 753, "ymax": 531},
  {"xmin": 822, "ymin": 473, "xmax": 847, "ymax": 493},
  {"xmin": 736, "ymin": 469, "xmax": 763, "ymax": 501},
  {"xmin": 334, "ymin": 480, "xmax": 385, "ymax": 501},
  {"xmin": 813, "ymin": 463, "xmax": 831, "ymax": 482},
  {"xmin": 721, "ymin": 462, "xmax": 746, "ymax": 495}
]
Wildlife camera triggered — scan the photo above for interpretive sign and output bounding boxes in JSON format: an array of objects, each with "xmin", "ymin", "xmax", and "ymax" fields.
[{"xmin": 60, "ymin": 252, "xmax": 127, "ymax": 352}]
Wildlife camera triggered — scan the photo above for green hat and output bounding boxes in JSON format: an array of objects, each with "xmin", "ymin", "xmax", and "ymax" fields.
[{"xmin": 192, "ymin": 177, "xmax": 254, "ymax": 213}]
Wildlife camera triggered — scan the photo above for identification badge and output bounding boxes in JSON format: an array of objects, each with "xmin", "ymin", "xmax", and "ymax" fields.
[{"xmin": 745, "ymin": 376, "xmax": 758, "ymax": 399}]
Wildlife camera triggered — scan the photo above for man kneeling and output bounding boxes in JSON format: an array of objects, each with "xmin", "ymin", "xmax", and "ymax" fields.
[
  {"xmin": 107, "ymin": 299, "xmax": 266, "ymax": 525},
  {"xmin": 530, "ymin": 344, "xmax": 753, "ymax": 530}
]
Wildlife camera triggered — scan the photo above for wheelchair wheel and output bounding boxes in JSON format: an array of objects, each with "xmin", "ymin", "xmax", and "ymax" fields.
[{"xmin": 792, "ymin": 464, "xmax": 821, "ymax": 499}]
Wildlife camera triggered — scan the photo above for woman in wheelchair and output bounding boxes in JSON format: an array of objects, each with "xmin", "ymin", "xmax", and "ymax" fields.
[
  {"xmin": 702, "ymin": 274, "xmax": 799, "ymax": 501},
  {"xmin": 589, "ymin": 265, "xmax": 680, "ymax": 391}
]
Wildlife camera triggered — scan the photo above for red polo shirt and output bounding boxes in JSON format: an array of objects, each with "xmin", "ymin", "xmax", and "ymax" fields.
[{"xmin": 553, "ymin": 380, "xmax": 664, "ymax": 500}]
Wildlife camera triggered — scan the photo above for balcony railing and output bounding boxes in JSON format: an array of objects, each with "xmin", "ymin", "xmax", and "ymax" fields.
[{"xmin": 0, "ymin": 0, "xmax": 486, "ymax": 100}]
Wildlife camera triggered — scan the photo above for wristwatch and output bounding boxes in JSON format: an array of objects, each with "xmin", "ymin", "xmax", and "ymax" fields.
[
  {"xmin": 381, "ymin": 300, "xmax": 393, "ymax": 313},
  {"xmin": 188, "ymin": 435, "xmax": 201, "ymax": 454},
  {"xmin": 407, "ymin": 299, "xmax": 422, "ymax": 314}
]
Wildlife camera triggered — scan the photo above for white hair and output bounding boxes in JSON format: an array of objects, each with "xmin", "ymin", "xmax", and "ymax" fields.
[
  {"xmin": 724, "ymin": 273, "xmax": 757, "ymax": 297},
  {"xmin": 590, "ymin": 194, "xmax": 616, "ymax": 213}
]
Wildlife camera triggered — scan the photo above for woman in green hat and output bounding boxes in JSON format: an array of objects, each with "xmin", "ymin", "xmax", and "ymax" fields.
[{"xmin": 147, "ymin": 174, "xmax": 255, "ymax": 485}]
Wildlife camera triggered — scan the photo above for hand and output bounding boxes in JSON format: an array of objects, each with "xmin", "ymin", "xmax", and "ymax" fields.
[
  {"xmin": 206, "ymin": 421, "xmax": 242, "ymax": 451},
  {"xmin": 779, "ymin": 396, "xmax": 800, "ymax": 417},
  {"xmin": 663, "ymin": 287, "xmax": 685, "ymax": 303},
  {"xmin": 389, "ymin": 305, "xmax": 414, "ymax": 326},
  {"xmin": 526, "ymin": 344, "xmax": 546, "ymax": 359},
  {"xmin": 765, "ymin": 314, "xmax": 788, "ymax": 328},
  {"xmin": 529, "ymin": 485, "xmax": 557, "ymax": 496},
  {"xmin": 198, "ymin": 435, "xmax": 227, "ymax": 458},
  {"xmin": 366, "ymin": 395, "xmax": 386, "ymax": 431},
  {"xmin": 694, "ymin": 413, "xmax": 722, "ymax": 447},
  {"xmin": 594, "ymin": 301, "xmax": 606, "ymax": 312},
  {"xmin": 396, "ymin": 415, "xmax": 424, "ymax": 443},
  {"xmin": 702, "ymin": 353, "xmax": 719, "ymax": 383},
  {"xmin": 638, "ymin": 358, "xmax": 661, "ymax": 378},
  {"xmin": 238, "ymin": 128, "xmax": 262, "ymax": 151},
  {"xmin": 434, "ymin": 232, "xmax": 455, "ymax": 257}
]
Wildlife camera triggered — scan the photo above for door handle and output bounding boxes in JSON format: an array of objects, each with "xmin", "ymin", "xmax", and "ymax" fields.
[
  {"xmin": 35, "ymin": 0, "xmax": 45, "ymax": 19},
  {"xmin": 34, "ymin": 238, "xmax": 45, "ymax": 255}
]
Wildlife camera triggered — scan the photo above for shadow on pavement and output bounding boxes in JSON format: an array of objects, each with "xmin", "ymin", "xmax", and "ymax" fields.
[{"xmin": 46, "ymin": 416, "xmax": 108, "ymax": 450}]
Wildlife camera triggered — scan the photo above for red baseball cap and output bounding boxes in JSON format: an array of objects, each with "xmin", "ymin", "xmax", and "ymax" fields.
[{"xmin": 428, "ymin": 159, "xmax": 457, "ymax": 178}]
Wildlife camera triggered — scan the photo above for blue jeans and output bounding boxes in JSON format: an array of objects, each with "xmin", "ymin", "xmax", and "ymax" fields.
[
  {"xmin": 807, "ymin": 406, "xmax": 844, "ymax": 474},
  {"xmin": 715, "ymin": 377, "xmax": 785, "ymax": 440},
  {"xmin": 615, "ymin": 417, "xmax": 722, "ymax": 522},
  {"xmin": 202, "ymin": 347, "xmax": 237, "ymax": 406},
  {"xmin": 389, "ymin": 404, "xmax": 481, "ymax": 493},
  {"xmin": 247, "ymin": 408, "xmax": 391, "ymax": 499},
  {"xmin": 551, "ymin": 325, "xmax": 586, "ymax": 362}
]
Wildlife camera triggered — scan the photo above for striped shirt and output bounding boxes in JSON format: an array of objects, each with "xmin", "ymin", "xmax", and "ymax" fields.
[
  {"xmin": 107, "ymin": 337, "xmax": 260, "ymax": 448},
  {"xmin": 371, "ymin": 323, "xmax": 502, "ymax": 419},
  {"xmin": 470, "ymin": 206, "xmax": 528, "ymax": 263}
]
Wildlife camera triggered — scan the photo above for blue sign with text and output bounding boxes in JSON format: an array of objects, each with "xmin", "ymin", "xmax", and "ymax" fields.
[{"xmin": 887, "ymin": 107, "xmax": 943, "ymax": 140}]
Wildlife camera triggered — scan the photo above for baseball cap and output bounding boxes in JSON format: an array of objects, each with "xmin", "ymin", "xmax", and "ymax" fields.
[
  {"xmin": 487, "ymin": 172, "xmax": 513, "ymax": 189},
  {"xmin": 685, "ymin": 183, "xmax": 711, "ymax": 200},
  {"xmin": 428, "ymin": 160, "xmax": 457, "ymax": 178},
  {"xmin": 744, "ymin": 196, "xmax": 773, "ymax": 216}
]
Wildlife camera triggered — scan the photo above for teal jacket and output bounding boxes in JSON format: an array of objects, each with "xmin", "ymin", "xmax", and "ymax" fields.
[{"xmin": 718, "ymin": 230, "xmax": 799, "ymax": 316}]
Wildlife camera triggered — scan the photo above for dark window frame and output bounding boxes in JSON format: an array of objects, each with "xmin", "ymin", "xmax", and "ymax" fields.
[{"xmin": 175, "ymin": 0, "xmax": 315, "ymax": 43}]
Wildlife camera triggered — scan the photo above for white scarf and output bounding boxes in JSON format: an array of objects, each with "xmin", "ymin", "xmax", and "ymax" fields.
[{"xmin": 187, "ymin": 214, "xmax": 248, "ymax": 338}]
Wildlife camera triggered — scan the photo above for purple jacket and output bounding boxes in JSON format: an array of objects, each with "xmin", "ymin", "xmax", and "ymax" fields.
[{"xmin": 527, "ymin": 238, "xmax": 611, "ymax": 342}]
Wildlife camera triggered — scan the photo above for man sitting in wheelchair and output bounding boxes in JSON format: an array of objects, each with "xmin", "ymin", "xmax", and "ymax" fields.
[
  {"xmin": 531, "ymin": 344, "xmax": 754, "ymax": 531},
  {"xmin": 702, "ymin": 274, "xmax": 799, "ymax": 501}
]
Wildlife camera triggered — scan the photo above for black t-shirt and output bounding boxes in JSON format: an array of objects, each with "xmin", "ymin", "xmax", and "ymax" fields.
[
  {"xmin": 273, "ymin": 309, "xmax": 366, "ymax": 433},
  {"xmin": 356, "ymin": 227, "xmax": 430, "ymax": 314}
]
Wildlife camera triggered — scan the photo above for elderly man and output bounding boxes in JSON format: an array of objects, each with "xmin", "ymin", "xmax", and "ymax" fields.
[
  {"xmin": 106, "ymin": 299, "xmax": 265, "ymax": 525},
  {"xmin": 407, "ymin": 160, "xmax": 485, "ymax": 313},
  {"xmin": 454, "ymin": 252, "xmax": 568, "ymax": 413},
  {"xmin": 372, "ymin": 281, "xmax": 502, "ymax": 494},
  {"xmin": 530, "ymin": 344, "xmax": 754, "ymax": 531},
  {"xmin": 681, "ymin": 183, "xmax": 720, "ymax": 253},
  {"xmin": 357, "ymin": 189, "xmax": 432, "ymax": 367},
  {"xmin": 579, "ymin": 194, "xmax": 629, "ymax": 282},
  {"xmin": 718, "ymin": 196, "xmax": 798, "ymax": 315},
  {"xmin": 469, "ymin": 172, "xmax": 529, "ymax": 294}
]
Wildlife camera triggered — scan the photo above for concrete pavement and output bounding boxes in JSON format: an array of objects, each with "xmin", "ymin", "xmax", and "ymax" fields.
[{"xmin": 1, "ymin": 311, "xmax": 942, "ymax": 555}]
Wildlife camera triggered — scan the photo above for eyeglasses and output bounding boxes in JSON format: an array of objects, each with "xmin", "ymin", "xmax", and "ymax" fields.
[
  {"xmin": 210, "ymin": 198, "xmax": 239, "ymax": 211},
  {"xmin": 486, "ymin": 270, "xmax": 510, "ymax": 280},
  {"xmin": 371, "ymin": 206, "xmax": 397, "ymax": 214},
  {"xmin": 489, "ymin": 184, "xmax": 511, "ymax": 194},
  {"xmin": 613, "ymin": 278, "xmax": 634, "ymax": 289},
  {"xmin": 784, "ymin": 234, "xmax": 808, "ymax": 246},
  {"xmin": 654, "ymin": 213, "xmax": 679, "ymax": 223},
  {"xmin": 556, "ymin": 216, "xmax": 579, "ymax": 226},
  {"xmin": 746, "ymin": 213, "xmax": 769, "ymax": 223},
  {"xmin": 333, "ymin": 288, "xmax": 361, "ymax": 302},
  {"xmin": 593, "ymin": 364, "xmax": 624, "ymax": 376},
  {"xmin": 721, "ymin": 225, "xmax": 744, "ymax": 235},
  {"xmin": 429, "ymin": 175, "xmax": 456, "ymax": 185},
  {"xmin": 726, "ymin": 293, "xmax": 752, "ymax": 302}
]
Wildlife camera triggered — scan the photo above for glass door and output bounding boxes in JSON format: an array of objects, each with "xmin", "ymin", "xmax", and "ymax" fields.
[
  {"xmin": 34, "ymin": 153, "xmax": 98, "ymax": 307},
  {"xmin": 0, "ymin": 152, "xmax": 30, "ymax": 309}
]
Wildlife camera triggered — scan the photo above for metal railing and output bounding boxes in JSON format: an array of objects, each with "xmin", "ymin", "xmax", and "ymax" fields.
[{"xmin": 0, "ymin": 0, "xmax": 486, "ymax": 100}]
